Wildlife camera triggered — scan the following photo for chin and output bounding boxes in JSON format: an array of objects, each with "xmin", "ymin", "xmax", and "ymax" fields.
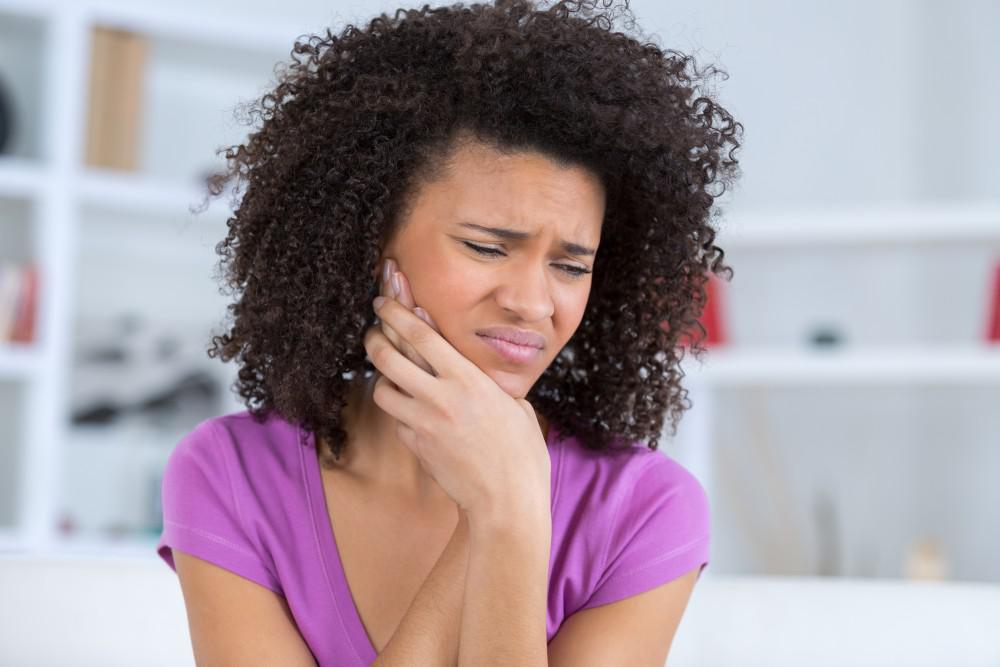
[
  {"xmin": 483, "ymin": 369, "xmax": 536, "ymax": 399},
  {"xmin": 459, "ymin": 338, "xmax": 544, "ymax": 398}
]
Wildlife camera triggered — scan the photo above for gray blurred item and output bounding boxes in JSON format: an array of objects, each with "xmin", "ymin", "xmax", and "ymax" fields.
[
  {"xmin": 0, "ymin": 73, "xmax": 11, "ymax": 153},
  {"xmin": 71, "ymin": 312, "xmax": 221, "ymax": 426},
  {"xmin": 809, "ymin": 324, "xmax": 844, "ymax": 348}
]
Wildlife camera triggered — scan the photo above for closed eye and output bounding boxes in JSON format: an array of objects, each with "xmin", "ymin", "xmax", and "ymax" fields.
[{"xmin": 462, "ymin": 242, "xmax": 592, "ymax": 278}]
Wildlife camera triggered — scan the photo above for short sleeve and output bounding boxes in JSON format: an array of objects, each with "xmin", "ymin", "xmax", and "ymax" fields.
[
  {"xmin": 579, "ymin": 454, "xmax": 710, "ymax": 610},
  {"xmin": 155, "ymin": 419, "xmax": 283, "ymax": 595}
]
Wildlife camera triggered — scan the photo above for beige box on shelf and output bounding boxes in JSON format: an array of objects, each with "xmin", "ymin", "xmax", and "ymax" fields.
[{"xmin": 84, "ymin": 26, "xmax": 148, "ymax": 171}]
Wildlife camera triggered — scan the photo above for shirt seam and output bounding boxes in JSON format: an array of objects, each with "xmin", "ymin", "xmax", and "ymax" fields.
[
  {"xmin": 208, "ymin": 419, "xmax": 279, "ymax": 592},
  {"xmin": 164, "ymin": 519, "xmax": 260, "ymax": 558},
  {"xmin": 595, "ymin": 454, "xmax": 661, "ymax": 589},
  {"xmin": 208, "ymin": 421, "xmax": 251, "ymax": 547},
  {"xmin": 601, "ymin": 533, "xmax": 709, "ymax": 583}
]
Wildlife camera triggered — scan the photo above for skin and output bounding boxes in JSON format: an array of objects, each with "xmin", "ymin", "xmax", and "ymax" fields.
[{"xmin": 330, "ymin": 136, "xmax": 605, "ymax": 511}]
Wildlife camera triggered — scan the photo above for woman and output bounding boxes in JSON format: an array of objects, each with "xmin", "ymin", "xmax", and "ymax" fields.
[{"xmin": 156, "ymin": 0, "xmax": 741, "ymax": 664}]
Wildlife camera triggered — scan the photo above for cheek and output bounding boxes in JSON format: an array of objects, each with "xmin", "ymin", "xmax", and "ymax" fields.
[
  {"xmin": 411, "ymin": 266, "xmax": 474, "ymax": 313},
  {"xmin": 552, "ymin": 290, "xmax": 589, "ymax": 335},
  {"xmin": 405, "ymin": 262, "xmax": 476, "ymax": 342}
]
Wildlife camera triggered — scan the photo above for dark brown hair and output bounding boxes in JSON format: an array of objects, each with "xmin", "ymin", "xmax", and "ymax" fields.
[{"xmin": 200, "ymin": 0, "xmax": 742, "ymax": 465}]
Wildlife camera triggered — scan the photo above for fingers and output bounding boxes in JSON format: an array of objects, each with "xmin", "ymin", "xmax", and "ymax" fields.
[
  {"xmin": 414, "ymin": 306, "xmax": 436, "ymax": 329},
  {"xmin": 373, "ymin": 297, "xmax": 475, "ymax": 385},
  {"xmin": 393, "ymin": 263, "xmax": 438, "ymax": 331},
  {"xmin": 377, "ymin": 259, "xmax": 438, "ymax": 377},
  {"xmin": 377, "ymin": 258, "xmax": 408, "ymax": 394},
  {"xmin": 365, "ymin": 317, "xmax": 439, "ymax": 406}
]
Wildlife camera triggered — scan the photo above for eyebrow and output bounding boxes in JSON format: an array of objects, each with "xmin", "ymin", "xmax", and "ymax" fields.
[{"xmin": 457, "ymin": 222, "xmax": 597, "ymax": 257}]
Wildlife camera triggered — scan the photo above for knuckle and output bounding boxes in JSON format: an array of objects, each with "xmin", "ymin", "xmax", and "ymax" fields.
[{"xmin": 372, "ymin": 344, "xmax": 392, "ymax": 367}]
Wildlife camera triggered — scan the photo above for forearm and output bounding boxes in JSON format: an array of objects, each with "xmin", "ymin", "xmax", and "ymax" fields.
[
  {"xmin": 458, "ymin": 510, "xmax": 551, "ymax": 666},
  {"xmin": 372, "ymin": 512, "xmax": 471, "ymax": 667}
]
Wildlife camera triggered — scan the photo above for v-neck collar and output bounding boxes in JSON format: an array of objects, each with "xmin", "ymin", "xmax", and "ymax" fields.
[
  {"xmin": 299, "ymin": 425, "xmax": 378, "ymax": 665},
  {"xmin": 299, "ymin": 420, "xmax": 561, "ymax": 665}
]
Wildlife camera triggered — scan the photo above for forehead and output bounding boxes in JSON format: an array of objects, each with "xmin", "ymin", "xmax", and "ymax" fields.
[{"xmin": 420, "ymin": 140, "xmax": 606, "ymax": 242}]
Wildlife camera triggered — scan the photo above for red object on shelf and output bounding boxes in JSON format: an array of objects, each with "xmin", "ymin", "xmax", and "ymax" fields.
[
  {"xmin": 10, "ymin": 264, "xmax": 38, "ymax": 344},
  {"xmin": 987, "ymin": 258, "xmax": 1000, "ymax": 344},
  {"xmin": 671, "ymin": 272, "xmax": 727, "ymax": 348}
]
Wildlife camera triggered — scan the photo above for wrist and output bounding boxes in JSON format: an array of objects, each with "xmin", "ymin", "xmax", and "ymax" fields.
[{"xmin": 466, "ymin": 501, "xmax": 551, "ymax": 543}]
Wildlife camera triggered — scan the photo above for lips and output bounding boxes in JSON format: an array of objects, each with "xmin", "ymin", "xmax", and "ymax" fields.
[{"xmin": 475, "ymin": 326, "xmax": 546, "ymax": 349}]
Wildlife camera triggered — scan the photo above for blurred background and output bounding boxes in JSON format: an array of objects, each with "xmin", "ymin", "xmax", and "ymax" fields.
[{"xmin": 0, "ymin": 0, "xmax": 998, "ymax": 660}]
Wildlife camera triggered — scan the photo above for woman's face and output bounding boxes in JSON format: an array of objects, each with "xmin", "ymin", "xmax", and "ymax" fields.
[{"xmin": 378, "ymin": 139, "xmax": 605, "ymax": 399}]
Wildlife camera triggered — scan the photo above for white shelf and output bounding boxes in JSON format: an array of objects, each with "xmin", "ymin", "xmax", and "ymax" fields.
[
  {"xmin": 682, "ymin": 344, "xmax": 1000, "ymax": 386},
  {"xmin": 77, "ymin": 167, "xmax": 233, "ymax": 221},
  {"xmin": 50, "ymin": 533, "xmax": 161, "ymax": 560},
  {"xmin": 1, "ymin": 532, "xmax": 161, "ymax": 560},
  {"xmin": 719, "ymin": 201, "xmax": 1000, "ymax": 248},
  {"xmin": 0, "ymin": 157, "xmax": 47, "ymax": 199},
  {"xmin": 0, "ymin": 344, "xmax": 40, "ymax": 379},
  {"xmin": 0, "ymin": 526, "xmax": 24, "ymax": 550}
]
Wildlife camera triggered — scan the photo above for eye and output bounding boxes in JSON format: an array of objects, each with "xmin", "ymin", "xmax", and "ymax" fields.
[
  {"xmin": 463, "ymin": 241, "xmax": 504, "ymax": 257},
  {"xmin": 462, "ymin": 242, "xmax": 592, "ymax": 279}
]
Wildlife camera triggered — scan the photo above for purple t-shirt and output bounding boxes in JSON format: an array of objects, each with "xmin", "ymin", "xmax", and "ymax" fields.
[{"xmin": 156, "ymin": 409, "xmax": 710, "ymax": 666}]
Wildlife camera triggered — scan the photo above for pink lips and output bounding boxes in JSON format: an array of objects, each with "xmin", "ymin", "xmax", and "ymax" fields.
[
  {"xmin": 477, "ymin": 334, "xmax": 543, "ymax": 364},
  {"xmin": 474, "ymin": 326, "xmax": 545, "ymax": 349}
]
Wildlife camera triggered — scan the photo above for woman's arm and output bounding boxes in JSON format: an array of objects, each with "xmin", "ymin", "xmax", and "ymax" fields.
[
  {"xmin": 458, "ymin": 507, "xmax": 552, "ymax": 666},
  {"xmin": 372, "ymin": 511, "xmax": 471, "ymax": 666}
]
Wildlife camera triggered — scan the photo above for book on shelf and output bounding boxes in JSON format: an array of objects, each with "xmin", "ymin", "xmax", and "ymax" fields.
[
  {"xmin": 660, "ymin": 273, "xmax": 728, "ymax": 348},
  {"xmin": 84, "ymin": 26, "xmax": 149, "ymax": 171},
  {"xmin": 988, "ymin": 257, "xmax": 1000, "ymax": 344},
  {"xmin": 673, "ymin": 272, "xmax": 727, "ymax": 349},
  {"xmin": 0, "ymin": 261, "xmax": 38, "ymax": 344}
]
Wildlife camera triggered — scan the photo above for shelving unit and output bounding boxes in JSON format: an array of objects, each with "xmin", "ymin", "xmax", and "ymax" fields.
[
  {"xmin": 666, "ymin": 204, "xmax": 1000, "ymax": 583},
  {"xmin": 0, "ymin": 0, "xmax": 303, "ymax": 558}
]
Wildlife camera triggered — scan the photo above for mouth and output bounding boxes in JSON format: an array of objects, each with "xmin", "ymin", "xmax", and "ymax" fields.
[{"xmin": 476, "ymin": 334, "xmax": 544, "ymax": 365}]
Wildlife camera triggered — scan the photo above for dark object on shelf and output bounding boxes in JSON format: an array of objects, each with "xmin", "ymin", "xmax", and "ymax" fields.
[
  {"xmin": 809, "ymin": 325, "xmax": 844, "ymax": 348},
  {"xmin": 0, "ymin": 73, "xmax": 12, "ymax": 154},
  {"xmin": 73, "ymin": 369, "xmax": 220, "ymax": 425},
  {"xmin": 71, "ymin": 312, "xmax": 222, "ymax": 426}
]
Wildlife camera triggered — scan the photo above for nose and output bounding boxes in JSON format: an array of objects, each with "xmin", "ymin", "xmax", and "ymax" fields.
[{"xmin": 493, "ymin": 262, "xmax": 555, "ymax": 322}]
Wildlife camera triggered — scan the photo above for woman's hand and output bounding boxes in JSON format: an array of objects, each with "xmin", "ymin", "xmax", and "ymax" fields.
[
  {"xmin": 374, "ymin": 258, "xmax": 441, "ymax": 387},
  {"xmin": 363, "ymin": 286, "xmax": 551, "ymax": 525}
]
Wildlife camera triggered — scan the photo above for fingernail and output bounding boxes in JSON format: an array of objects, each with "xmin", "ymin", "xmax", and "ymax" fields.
[
  {"xmin": 382, "ymin": 259, "xmax": 392, "ymax": 284},
  {"xmin": 415, "ymin": 307, "xmax": 432, "ymax": 326},
  {"xmin": 391, "ymin": 271, "xmax": 401, "ymax": 297},
  {"xmin": 373, "ymin": 296, "xmax": 386, "ymax": 309}
]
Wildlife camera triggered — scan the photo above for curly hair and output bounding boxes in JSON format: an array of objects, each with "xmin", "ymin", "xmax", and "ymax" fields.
[{"xmin": 199, "ymin": 0, "xmax": 742, "ymax": 466}]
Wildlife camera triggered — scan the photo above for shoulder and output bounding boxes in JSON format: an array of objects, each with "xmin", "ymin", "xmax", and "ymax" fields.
[
  {"xmin": 160, "ymin": 409, "xmax": 308, "ymax": 553},
  {"xmin": 548, "ymin": 425, "xmax": 710, "ymax": 614},
  {"xmin": 167, "ymin": 409, "xmax": 304, "ymax": 484},
  {"xmin": 551, "ymin": 424, "xmax": 706, "ymax": 519},
  {"xmin": 157, "ymin": 409, "xmax": 307, "ymax": 594}
]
